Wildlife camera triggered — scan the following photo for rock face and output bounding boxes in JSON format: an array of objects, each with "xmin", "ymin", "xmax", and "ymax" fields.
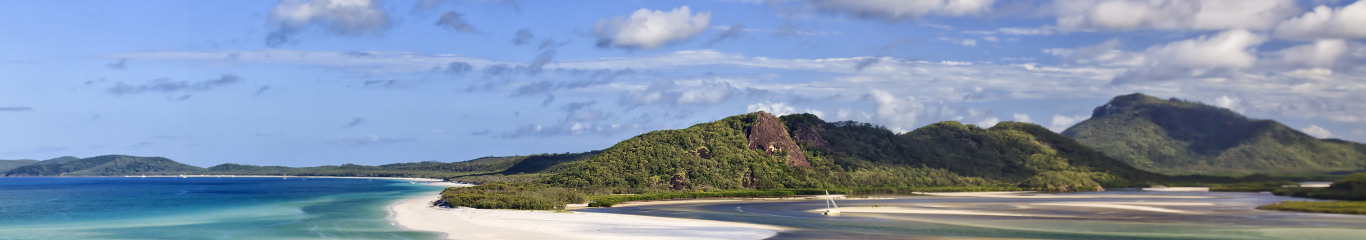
[{"xmin": 746, "ymin": 112, "xmax": 810, "ymax": 167}]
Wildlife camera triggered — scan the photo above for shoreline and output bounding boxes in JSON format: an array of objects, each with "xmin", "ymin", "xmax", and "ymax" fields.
[
  {"xmin": 388, "ymin": 191, "xmax": 782, "ymax": 240},
  {"xmin": 3, "ymin": 175, "xmax": 453, "ymax": 182}
]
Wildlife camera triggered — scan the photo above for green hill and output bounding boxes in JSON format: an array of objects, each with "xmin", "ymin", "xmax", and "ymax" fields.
[
  {"xmin": 545, "ymin": 112, "xmax": 1159, "ymax": 192},
  {"xmin": 4, "ymin": 155, "xmax": 202, "ymax": 176},
  {"xmin": 1062, "ymin": 93, "xmax": 1366, "ymax": 175},
  {"xmin": 0, "ymin": 159, "xmax": 42, "ymax": 173}
]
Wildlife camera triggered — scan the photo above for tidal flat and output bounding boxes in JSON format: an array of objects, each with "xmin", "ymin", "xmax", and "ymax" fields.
[{"xmin": 580, "ymin": 190, "xmax": 1366, "ymax": 240}]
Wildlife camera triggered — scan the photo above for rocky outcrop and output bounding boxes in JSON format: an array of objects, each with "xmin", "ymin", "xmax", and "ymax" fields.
[
  {"xmin": 669, "ymin": 174, "xmax": 687, "ymax": 190},
  {"xmin": 746, "ymin": 112, "xmax": 810, "ymax": 167}
]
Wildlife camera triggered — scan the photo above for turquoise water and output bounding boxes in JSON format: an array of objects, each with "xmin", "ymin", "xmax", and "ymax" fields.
[{"xmin": 0, "ymin": 177, "xmax": 443, "ymax": 240}]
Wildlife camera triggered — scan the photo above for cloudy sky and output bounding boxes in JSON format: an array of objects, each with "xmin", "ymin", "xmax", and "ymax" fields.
[{"xmin": 2, "ymin": 0, "xmax": 1364, "ymax": 167}]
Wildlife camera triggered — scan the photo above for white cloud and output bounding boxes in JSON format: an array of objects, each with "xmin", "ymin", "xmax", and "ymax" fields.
[
  {"xmin": 1300, "ymin": 125, "xmax": 1333, "ymax": 138},
  {"xmin": 267, "ymin": 0, "xmax": 392, "ymax": 46},
  {"xmin": 1052, "ymin": 0, "xmax": 1299, "ymax": 32},
  {"xmin": 1274, "ymin": 1, "xmax": 1366, "ymax": 40},
  {"xmin": 1049, "ymin": 115, "xmax": 1089, "ymax": 132},
  {"xmin": 1213, "ymin": 95, "xmax": 1242, "ymax": 113},
  {"xmin": 870, "ymin": 89, "xmax": 925, "ymax": 132},
  {"xmin": 1271, "ymin": 39, "xmax": 1350, "ymax": 69},
  {"xmin": 747, "ymin": 101, "xmax": 823, "ymax": 118},
  {"xmin": 1013, "ymin": 113, "xmax": 1033, "ymax": 123},
  {"xmin": 1144, "ymin": 29, "xmax": 1265, "ymax": 69},
  {"xmin": 805, "ymin": 0, "xmax": 996, "ymax": 21},
  {"xmin": 961, "ymin": 39, "xmax": 978, "ymax": 47},
  {"xmin": 976, "ymin": 117, "xmax": 999, "ymax": 128},
  {"xmin": 1043, "ymin": 39, "xmax": 1145, "ymax": 67},
  {"xmin": 593, "ymin": 6, "xmax": 711, "ymax": 49},
  {"xmin": 619, "ymin": 79, "xmax": 739, "ymax": 107}
]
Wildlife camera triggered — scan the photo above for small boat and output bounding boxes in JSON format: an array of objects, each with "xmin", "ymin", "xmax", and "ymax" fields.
[
  {"xmin": 179, "ymin": 174, "xmax": 186, "ymax": 178},
  {"xmin": 409, "ymin": 182, "xmax": 417, "ymax": 184},
  {"xmin": 823, "ymin": 190, "xmax": 840, "ymax": 216}
]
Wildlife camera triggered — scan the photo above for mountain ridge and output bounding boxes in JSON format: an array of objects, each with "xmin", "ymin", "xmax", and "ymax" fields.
[{"xmin": 1063, "ymin": 93, "xmax": 1366, "ymax": 175}]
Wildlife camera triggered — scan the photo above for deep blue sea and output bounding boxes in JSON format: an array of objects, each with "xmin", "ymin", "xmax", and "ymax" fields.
[{"xmin": 0, "ymin": 177, "xmax": 443, "ymax": 240}]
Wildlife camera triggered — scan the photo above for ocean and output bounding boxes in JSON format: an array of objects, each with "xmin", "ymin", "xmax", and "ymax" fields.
[{"xmin": 0, "ymin": 177, "xmax": 443, "ymax": 240}]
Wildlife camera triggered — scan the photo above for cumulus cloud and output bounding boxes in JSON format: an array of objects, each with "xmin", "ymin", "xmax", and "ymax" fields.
[
  {"xmin": 870, "ymin": 89, "xmax": 925, "ymax": 132},
  {"xmin": 1274, "ymin": 1, "xmax": 1366, "ymax": 40},
  {"xmin": 747, "ymin": 101, "xmax": 823, "ymax": 118},
  {"xmin": 1270, "ymin": 39, "xmax": 1349, "ymax": 69},
  {"xmin": 594, "ymin": 6, "xmax": 711, "ymax": 49},
  {"xmin": 1214, "ymin": 95, "xmax": 1243, "ymax": 113},
  {"xmin": 853, "ymin": 57, "xmax": 881, "ymax": 71},
  {"xmin": 1013, "ymin": 113, "xmax": 1033, "ymax": 123},
  {"xmin": 436, "ymin": 11, "xmax": 478, "ymax": 33},
  {"xmin": 1048, "ymin": 115, "xmax": 1089, "ymax": 132},
  {"xmin": 619, "ymin": 79, "xmax": 732, "ymax": 107},
  {"xmin": 108, "ymin": 75, "xmax": 243, "ymax": 95},
  {"xmin": 1052, "ymin": 0, "xmax": 1300, "ymax": 32},
  {"xmin": 1042, "ymin": 39, "xmax": 1144, "ymax": 67},
  {"xmin": 1144, "ymin": 29, "xmax": 1265, "ymax": 69},
  {"xmin": 805, "ymin": 0, "xmax": 996, "ymax": 21},
  {"xmin": 0, "ymin": 106, "xmax": 33, "ymax": 111},
  {"xmin": 266, "ymin": 0, "xmax": 393, "ymax": 46},
  {"xmin": 1112, "ymin": 29, "xmax": 1265, "ymax": 84},
  {"xmin": 1300, "ymin": 125, "xmax": 1333, "ymax": 138},
  {"xmin": 975, "ymin": 117, "xmax": 1000, "ymax": 128}
]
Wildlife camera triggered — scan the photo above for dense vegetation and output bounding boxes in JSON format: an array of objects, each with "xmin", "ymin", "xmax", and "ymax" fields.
[
  {"xmin": 1270, "ymin": 173, "xmax": 1366, "ymax": 200},
  {"xmin": 1063, "ymin": 93, "xmax": 1366, "ymax": 175},
  {"xmin": 1256, "ymin": 201, "xmax": 1366, "ymax": 214},
  {"xmin": 437, "ymin": 182, "xmax": 586, "ymax": 210},
  {"xmin": 0, "ymin": 159, "xmax": 43, "ymax": 173},
  {"xmin": 435, "ymin": 111, "xmax": 1175, "ymax": 210},
  {"xmin": 1257, "ymin": 173, "xmax": 1366, "ymax": 215}
]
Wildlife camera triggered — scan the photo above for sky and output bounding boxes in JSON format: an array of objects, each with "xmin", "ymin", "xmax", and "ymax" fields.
[{"xmin": 2, "ymin": 0, "xmax": 1365, "ymax": 167}]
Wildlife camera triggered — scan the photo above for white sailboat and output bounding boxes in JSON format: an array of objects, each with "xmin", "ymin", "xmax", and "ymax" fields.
[{"xmin": 823, "ymin": 190, "xmax": 840, "ymax": 215}]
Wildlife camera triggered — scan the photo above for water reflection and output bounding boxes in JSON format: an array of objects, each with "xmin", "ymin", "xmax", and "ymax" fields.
[{"xmin": 579, "ymin": 190, "xmax": 1366, "ymax": 240}]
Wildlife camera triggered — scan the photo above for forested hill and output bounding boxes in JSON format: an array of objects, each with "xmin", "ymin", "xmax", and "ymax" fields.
[
  {"xmin": 1063, "ymin": 93, "xmax": 1366, "ymax": 175},
  {"xmin": 546, "ymin": 112, "xmax": 1162, "ymax": 192},
  {"xmin": 4, "ymin": 155, "xmax": 201, "ymax": 176}
]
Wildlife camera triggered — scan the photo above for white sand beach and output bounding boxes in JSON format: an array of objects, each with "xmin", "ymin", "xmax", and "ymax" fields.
[{"xmin": 390, "ymin": 194, "xmax": 781, "ymax": 240}]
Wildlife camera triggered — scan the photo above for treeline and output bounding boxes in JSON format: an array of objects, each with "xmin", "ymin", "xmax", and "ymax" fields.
[
  {"xmin": 437, "ymin": 182, "xmax": 586, "ymax": 210},
  {"xmin": 1257, "ymin": 173, "xmax": 1366, "ymax": 214}
]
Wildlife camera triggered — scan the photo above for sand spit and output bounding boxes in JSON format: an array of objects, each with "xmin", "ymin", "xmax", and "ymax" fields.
[
  {"xmin": 1031, "ymin": 202, "xmax": 1212, "ymax": 213},
  {"xmin": 920, "ymin": 191, "xmax": 1213, "ymax": 199},
  {"xmin": 807, "ymin": 207, "xmax": 1060, "ymax": 217},
  {"xmin": 391, "ymin": 194, "xmax": 781, "ymax": 240}
]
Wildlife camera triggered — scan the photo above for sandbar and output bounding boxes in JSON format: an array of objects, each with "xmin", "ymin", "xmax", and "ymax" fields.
[{"xmin": 390, "ymin": 194, "xmax": 781, "ymax": 240}]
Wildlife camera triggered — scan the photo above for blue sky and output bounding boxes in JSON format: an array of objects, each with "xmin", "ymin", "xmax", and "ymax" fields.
[{"xmin": 3, "ymin": 0, "xmax": 1365, "ymax": 167}]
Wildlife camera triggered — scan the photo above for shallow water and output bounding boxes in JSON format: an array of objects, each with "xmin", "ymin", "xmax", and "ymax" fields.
[
  {"xmin": 581, "ymin": 190, "xmax": 1366, "ymax": 240},
  {"xmin": 0, "ymin": 177, "xmax": 443, "ymax": 240}
]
